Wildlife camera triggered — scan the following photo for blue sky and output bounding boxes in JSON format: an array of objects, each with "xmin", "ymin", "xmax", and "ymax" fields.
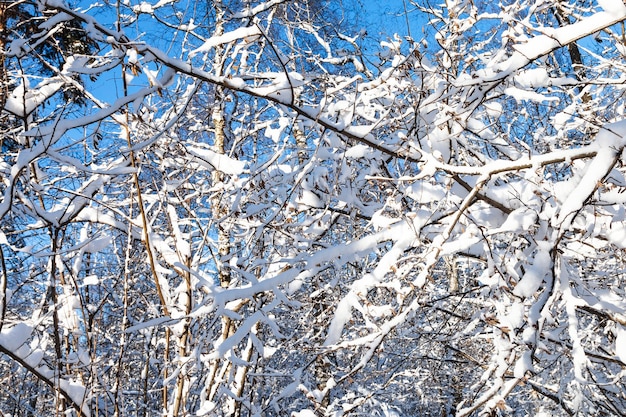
[
  {"xmin": 362, "ymin": 0, "xmax": 420, "ymax": 39},
  {"xmin": 79, "ymin": 0, "xmax": 427, "ymax": 102}
]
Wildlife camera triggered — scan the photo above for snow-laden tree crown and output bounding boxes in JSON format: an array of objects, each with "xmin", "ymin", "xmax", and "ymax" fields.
[{"xmin": 2, "ymin": 0, "xmax": 626, "ymax": 415}]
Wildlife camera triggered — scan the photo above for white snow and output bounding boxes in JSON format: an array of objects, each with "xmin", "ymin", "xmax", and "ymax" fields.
[
  {"xmin": 84, "ymin": 236, "xmax": 112, "ymax": 253},
  {"xmin": 132, "ymin": 2, "xmax": 154, "ymax": 13},
  {"xmin": 404, "ymin": 181, "xmax": 446, "ymax": 204},
  {"xmin": 370, "ymin": 209, "xmax": 401, "ymax": 230},
  {"xmin": 296, "ymin": 190, "xmax": 324, "ymax": 208},
  {"xmin": 190, "ymin": 26, "xmax": 261, "ymax": 56},
  {"xmin": 598, "ymin": 0, "xmax": 626, "ymax": 13},
  {"xmin": 504, "ymin": 86, "xmax": 558, "ymax": 103},
  {"xmin": 555, "ymin": 120, "xmax": 626, "ymax": 227},
  {"xmin": 186, "ymin": 145, "xmax": 247, "ymax": 176},
  {"xmin": 488, "ymin": 207, "xmax": 537, "ymax": 235},
  {"xmin": 4, "ymin": 79, "xmax": 64, "ymax": 117},
  {"xmin": 560, "ymin": 264, "xmax": 587, "ymax": 383},
  {"xmin": 440, "ymin": 231, "xmax": 481, "ymax": 256},
  {"xmin": 344, "ymin": 144, "xmax": 371, "ymax": 159},
  {"xmin": 514, "ymin": 351, "xmax": 533, "ymax": 378},
  {"xmin": 291, "ymin": 410, "xmax": 316, "ymax": 417},
  {"xmin": 506, "ymin": 302, "xmax": 525, "ymax": 330},
  {"xmin": 514, "ymin": 68, "xmax": 549, "ymax": 88},
  {"xmin": 324, "ymin": 292, "xmax": 357, "ymax": 345},
  {"xmin": 513, "ymin": 244, "xmax": 551, "ymax": 298},
  {"xmin": 0, "ymin": 323, "xmax": 33, "ymax": 351},
  {"xmin": 615, "ymin": 325, "xmax": 626, "ymax": 364},
  {"xmin": 484, "ymin": 101, "xmax": 503, "ymax": 117},
  {"xmin": 60, "ymin": 292, "xmax": 81, "ymax": 333},
  {"xmin": 214, "ymin": 311, "xmax": 263, "ymax": 358},
  {"xmin": 59, "ymin": 379, "xmax": 89, "ymax": 416},
  {"xmin": 249, "ymin": 72, "xmax": 304, "ymax": 102},
  {"xmin": 24, "ymin": 348, "xmax": 44, "ymax": 368},
  {"xmin": 84, "ymin": 275, "xmax": 100, "ymax": 286}
]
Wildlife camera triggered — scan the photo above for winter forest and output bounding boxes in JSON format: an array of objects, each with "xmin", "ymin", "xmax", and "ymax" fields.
[{"xmin": 4, "ymin": 0, "xmax": 626, "ymax": 415}]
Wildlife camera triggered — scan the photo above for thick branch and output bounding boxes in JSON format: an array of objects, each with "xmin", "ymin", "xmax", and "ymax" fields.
[{"xmin": 0, "ymin": 343, "xmax": 89, "ymax": 416}]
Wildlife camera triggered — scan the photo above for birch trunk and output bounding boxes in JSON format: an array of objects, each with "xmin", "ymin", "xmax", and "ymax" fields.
[{"xmin": 203, "ymin": 2, "xmax": 240, "ymax": 410}]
